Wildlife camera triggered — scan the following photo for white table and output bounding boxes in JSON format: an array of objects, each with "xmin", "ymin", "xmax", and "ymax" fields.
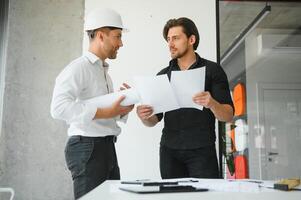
[{"xmin": 80, "ymin": 179, "xmax": 301, "ymax": 200}]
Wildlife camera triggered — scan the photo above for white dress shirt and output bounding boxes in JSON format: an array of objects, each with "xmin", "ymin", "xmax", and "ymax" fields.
[{"xmin": 51, "ymin": 51, "xmax": 126, "ymax": 137}]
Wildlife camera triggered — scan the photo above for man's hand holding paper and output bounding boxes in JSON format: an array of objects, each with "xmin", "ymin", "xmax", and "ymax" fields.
[
  {"xmin": 84, "ymin": 86, "xmax": 139, "ymax": 108},
  {"xmin": 193, "ymin": 91, "xmax": 216, "ymax": 109},
  {"xmin": 133, "ymin": 75, "xmax": 180, "ymax": 114},
  {"xmin": 136, "ymin": 105, "xmax": 154, "ymax": 120}
]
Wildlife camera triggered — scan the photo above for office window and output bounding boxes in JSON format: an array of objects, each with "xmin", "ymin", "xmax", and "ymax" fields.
[{"xmin": 219, "ymin": 1, "xmax": 301, "ymax": 180}]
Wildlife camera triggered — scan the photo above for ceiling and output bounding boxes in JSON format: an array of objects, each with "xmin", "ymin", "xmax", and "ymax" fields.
[{"xmin": 219, "ymin": 1, "xmax": 301, "ymax": 56}]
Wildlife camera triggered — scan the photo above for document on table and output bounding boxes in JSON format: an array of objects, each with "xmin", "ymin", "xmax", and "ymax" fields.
[
  {"xmin": 83, "ymin": 88, "xmax": 140, "ymax": 108},
  {"xmin": 118, "ymin": 178, "xmax": 265, "ymax": 193},
  {"xmin": 180, "ymin": 179, "xmax": 262, "ymax": 193},
  {"xmin": 170, "ymin": 67, "xmax": 205, "ymax": 110},
  {"xmin": 133, "ymin": 74, "xmax": 180, "ymax": 114}
]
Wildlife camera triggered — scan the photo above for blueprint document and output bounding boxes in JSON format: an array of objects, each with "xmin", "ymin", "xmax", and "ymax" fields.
[{"xmin": 83, "ymin": 88, "xmax": 140, "ymax": 107}]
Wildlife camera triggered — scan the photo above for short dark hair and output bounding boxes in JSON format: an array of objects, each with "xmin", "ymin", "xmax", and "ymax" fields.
[
  {"xmin": 163, "ymin": 17, "xmax": 199, "ymax": 50},
  {"xmin": 87, "ymin": 26, "xmax": 122, "ymax": 41}
]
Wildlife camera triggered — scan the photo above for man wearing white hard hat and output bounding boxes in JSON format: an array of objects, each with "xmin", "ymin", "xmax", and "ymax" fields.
[{"xmin": 50, "ymin": 8, "xmax": 133, "ymax": 199}]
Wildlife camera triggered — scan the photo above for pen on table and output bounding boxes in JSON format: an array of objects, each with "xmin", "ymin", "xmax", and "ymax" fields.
[
  {"xmin": 178, "ymin": 179, "xmax": 199, "ymax": 183},
  {"xmin": 228, "ymin": 179, "xmax": 263, "ymax": 184}
]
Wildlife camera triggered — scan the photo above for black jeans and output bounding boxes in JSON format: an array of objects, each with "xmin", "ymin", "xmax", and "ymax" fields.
[
  {"xmin": 160, "ymin": 145, "xmax": 219, "ymax": 179},
  {"xmin": 65, "ymin": 135, "xmax": 120, "ymax": 199}
]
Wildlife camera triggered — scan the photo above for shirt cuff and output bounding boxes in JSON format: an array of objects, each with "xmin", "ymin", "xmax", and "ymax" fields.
[{"xmin": 116, "ymin": 114, "xmax": 128, "ymax": 123}]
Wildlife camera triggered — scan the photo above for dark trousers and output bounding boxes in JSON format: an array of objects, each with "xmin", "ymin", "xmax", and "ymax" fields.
[
  {"xmin": 65, "ymin": 135, "xmax": 120, "ymax": 199},
  {"xmin": 160, "ymin": 145, "xmax": 219, "ymax": 179}
]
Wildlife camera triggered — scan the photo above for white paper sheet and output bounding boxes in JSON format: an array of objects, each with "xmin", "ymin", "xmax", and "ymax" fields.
[
  {"xmin": 133, "ymin": 74, "xmax": 180, "ymax": 114},
  {"xmin": 84, "ymin": 68, "xmax": 206, "ymax": 113},
  {"xmin": 181, "ymin": 179, "xmax": 261, "ymax": 193},
  {"xmin": 171, "ymin": 67, "xmax": 205, "ymax": 110},
  {"xmin": 84, "ymin": 88, "xmax": 140, "ymax": 108}
]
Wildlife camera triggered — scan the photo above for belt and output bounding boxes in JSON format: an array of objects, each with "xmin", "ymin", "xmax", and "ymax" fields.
[{"xmin": 73, "ymin": 135, "xmax": 117, "ymax": 143}]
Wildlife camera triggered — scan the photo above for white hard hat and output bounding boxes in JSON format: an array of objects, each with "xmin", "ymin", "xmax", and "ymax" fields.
[{"xmin": 84, "ymin": 8, "xmax": 128, "ymax": 31}]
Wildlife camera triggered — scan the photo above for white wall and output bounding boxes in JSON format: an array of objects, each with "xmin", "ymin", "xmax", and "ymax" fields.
[{"xmin": 85, "ymin": 0, "xmax": 217, "ymax": 179}]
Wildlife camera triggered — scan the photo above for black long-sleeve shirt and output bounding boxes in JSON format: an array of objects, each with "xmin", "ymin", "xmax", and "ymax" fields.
[{"xmin": 156, "ymin": 53, "xmax": 234, "ymax": 149}]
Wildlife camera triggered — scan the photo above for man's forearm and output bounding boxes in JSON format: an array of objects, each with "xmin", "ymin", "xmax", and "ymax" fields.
[
  {"xmin": 210, "ymin": 101, "xmax": 233, "ymax": 122},
  {"xmin": 93, "ymin": 107, "xmax": 113, "ymax": 119}
]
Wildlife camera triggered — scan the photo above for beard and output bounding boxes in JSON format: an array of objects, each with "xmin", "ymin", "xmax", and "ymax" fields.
[
  {"xmin": 108, "ymin": 52, "xmax": 117, "ymax": 59},
  {"xmin": 170, "ymin": 46, "xmax": 189, "ymax": 59},
  {"xmin": 107, "ymin": 49, "xmax": 118, "ymax": 59}
]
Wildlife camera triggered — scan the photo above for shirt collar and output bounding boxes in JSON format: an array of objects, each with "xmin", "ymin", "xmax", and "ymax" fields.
[
  {"xmin": 169, "ymin": 52, "xmax": 203, "ymax": 70},
  {"xmin": 83, "ymin": 51, "xmax": 109, "ymax": 68}
]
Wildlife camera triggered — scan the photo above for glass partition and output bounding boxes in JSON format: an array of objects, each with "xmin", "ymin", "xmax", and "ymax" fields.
[{"xmin": 219, "ymin": 1, "xmax": 301, "ymax": 180}]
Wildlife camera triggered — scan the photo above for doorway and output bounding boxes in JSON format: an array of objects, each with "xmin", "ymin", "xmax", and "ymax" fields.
[{"xmin": 257, "ymin": 83, "xmax": 301, "ymax": 179}]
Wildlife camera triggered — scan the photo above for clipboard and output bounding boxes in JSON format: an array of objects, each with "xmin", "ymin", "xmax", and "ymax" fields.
[{"xmin": 119, "ymin": 185, "xmax": 208, "ymax": 194}]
